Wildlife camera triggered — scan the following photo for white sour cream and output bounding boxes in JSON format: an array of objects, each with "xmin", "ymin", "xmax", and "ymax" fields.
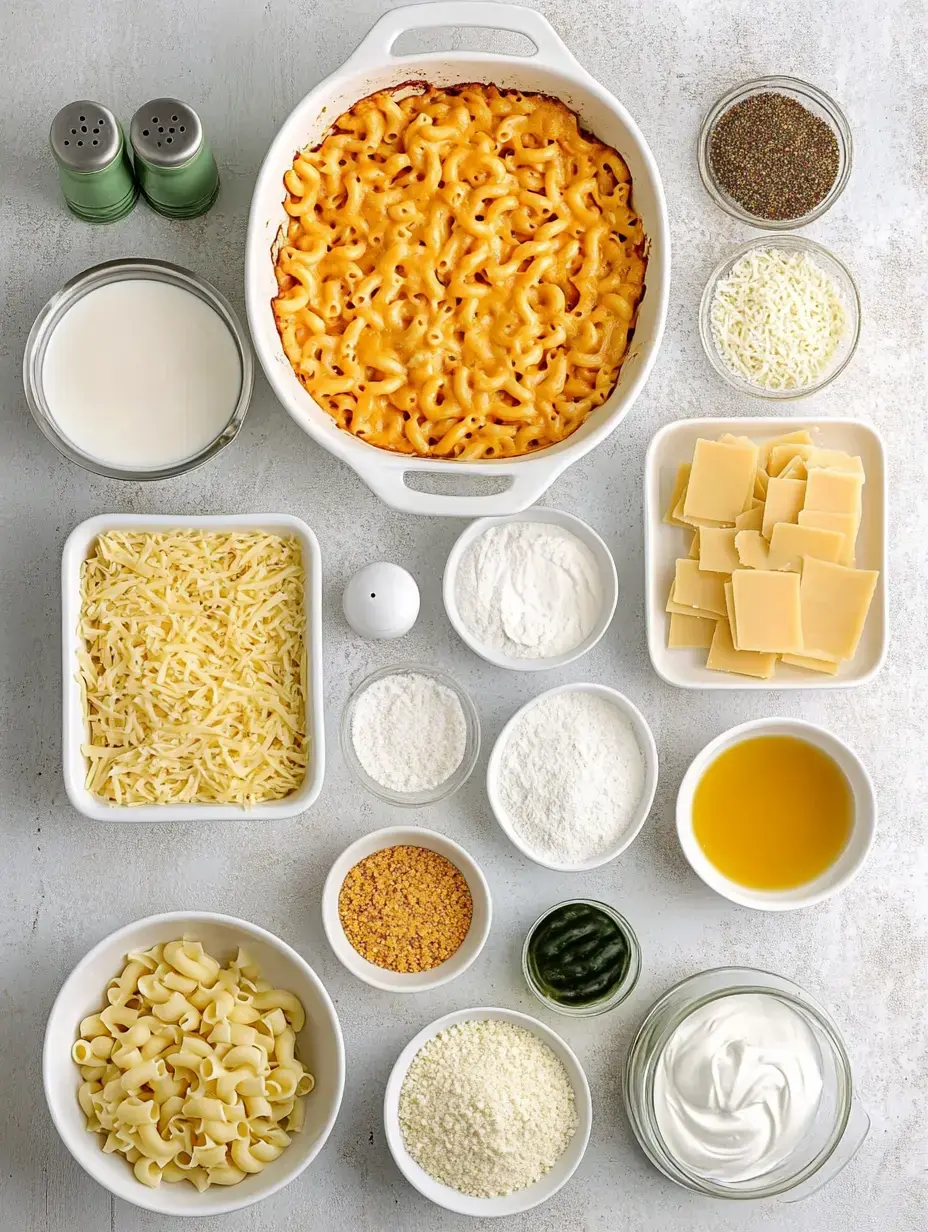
[
  {"xmin": 653, "ymin": 992, "xmax": 824, "ymax": 1184},
  {"xmin": 42, "ymin": 278, "xmax": 242, "ymax": 470}
]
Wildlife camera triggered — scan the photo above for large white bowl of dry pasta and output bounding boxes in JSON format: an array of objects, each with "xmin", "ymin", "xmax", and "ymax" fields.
[
  {"xmin": 246, "ymin": 1, "xmax": 669, "ymax": 516},
  {"xmin": 43, "ymin": 912, "xmax": 345, "ymax": 1216}
]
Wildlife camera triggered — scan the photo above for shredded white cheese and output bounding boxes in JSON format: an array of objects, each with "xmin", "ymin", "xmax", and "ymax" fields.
[
  {"xmin": 78, "ymin": 531, "xmax": 308, "ymax": 806},
  {"xmin": 710, "ymin": 247, "xmax": 847, "ymax": 390}
]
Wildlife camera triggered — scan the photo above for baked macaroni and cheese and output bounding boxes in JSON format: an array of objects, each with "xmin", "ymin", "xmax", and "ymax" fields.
[{"xmin": 272, "ymin": 84, "xmax": 648, "ymax": 459}]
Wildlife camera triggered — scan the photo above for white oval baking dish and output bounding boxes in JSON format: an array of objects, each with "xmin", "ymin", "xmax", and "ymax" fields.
[{"xmin": 246, "ymin": 1, "xmax": 670, "ymax": 517}]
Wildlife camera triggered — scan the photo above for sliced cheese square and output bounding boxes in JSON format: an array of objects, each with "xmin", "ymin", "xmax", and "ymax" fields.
[
  {"xmin": 706, "ymin": 616, "xmax": 776, "ymax": 679},
  {"xmin": 671, "ymin": 558, "xmax": 728, "ymax": 617},
  {"xmin": 753, "ymin": 468, "xmax": 769, "ymax": 500},
  {"xmin": 762, "ymin": 477, "xmax": 806, "ymax": 539},
  {"xmin": 799, "ymin": 557, "xmax": 879, "ymax": 661},
  {"xmin": 688, "ymin": 529, "xmax": 701, "ymax": 560},
  {"xmin": 683, "ymin": 438, "xmax": 758, "ymax": 524},
  {"xmin": 673, "ymin": 485, "xmax": 733, "ymax": 529},
  {"xmin": 769, "ymin": 442, "xmax": 814, "ymax": 477},
  {"xmin": 781, "ymin": 653, "xmax": 841, "ymax": 676},
  {"xmin": 731, "ymin": 569, "xmax": 803, "ymax": 654},
  {"xmin": 803, "ymin": 467, "xmax": 864, "ymax": 517},
  {"xmin": 798, "ymin": 510, "xmax": 858, "ymax": 565},
  {"xmin": 668, "ymin": 612, "xmax": 715, "ymax": 649},
  {"xmin": 699, "ymin": 527, "xmax": 741, "ymax": 574},
  {"xmin": 778, "ymin": 456, "xmax": 808, "ymax": 482},
  {"xmin": 758, "ymin": 430, "xmax": 813, "ymax": 470},
  {"xmin": 735, "ymin": 530, "xmax": 770, "ymax": 569},
  {"xmin": 735, "ymin": 504, "xmax": 764, "ymax": 533},
  {"xmin": 664, "ymin": 463, "xmax": 691, "ymax": 526},
  {"xmin": 766, "ymin": 522, "xmax": 846, "ymax": 572},
  {"xmin": 805, "ymin": 448, "xmax": 864, "ymax": 475}
]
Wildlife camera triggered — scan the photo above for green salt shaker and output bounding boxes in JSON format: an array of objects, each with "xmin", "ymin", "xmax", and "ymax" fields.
[
  {"xmin": 49, "ymin": 101, "xmax": 138, "ymax": 223},
  {"xmin": 130, "ymin": 98, "xmax": 220, "ymax": 219}
]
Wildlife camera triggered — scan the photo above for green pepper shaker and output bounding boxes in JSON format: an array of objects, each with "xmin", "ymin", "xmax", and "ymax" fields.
[
  {"xmin": 129, "ymin": 98, "xmax": 220, "ymax": 219},
  {"xmin": 49, "ymin": 101, "xmax": 139, "ymax": 223}
]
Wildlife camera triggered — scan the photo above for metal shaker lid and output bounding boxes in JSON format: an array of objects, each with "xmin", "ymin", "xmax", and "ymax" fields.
[
  {"xmin": 130, "ymin": 98, "xmax": 202, "ymax": 168},
  {"xmin": 50, "ymin": 101, "xmax": 122, "ymax": 172}
]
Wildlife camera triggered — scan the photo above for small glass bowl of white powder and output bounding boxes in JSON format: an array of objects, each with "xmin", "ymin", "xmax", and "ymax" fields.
[
  {"xmin": 340, "ymin": 664, "xmax": 481, "ymax": 806},
  {"xmin": 443, "ymin": 511, "xmax": 618, "ymax": 671}
]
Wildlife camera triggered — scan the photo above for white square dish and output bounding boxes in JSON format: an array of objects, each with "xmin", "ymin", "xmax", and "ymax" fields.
[
  {"xmin": 643, "ymin": 417, "xmax": 887, "ymax": 690},
  {"xmin": 62, "ymin": 513, "xmax": 324, "ymax": 820}
]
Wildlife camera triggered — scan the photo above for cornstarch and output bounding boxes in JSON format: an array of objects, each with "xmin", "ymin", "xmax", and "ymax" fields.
[
  {"xmin": 496, "ymin": 690, "xmax": 645, "ymax": 865},
  {"xmin": 454, "ymin": 521, "xmax": 603, "ymax": 659},
  {"xmin": 350, "ymin": 671, "xmax": 466, "ymax": 792},
  {"xmin": 398, "ymin": 1018, "xmax": 577, "ymax": 1197}
]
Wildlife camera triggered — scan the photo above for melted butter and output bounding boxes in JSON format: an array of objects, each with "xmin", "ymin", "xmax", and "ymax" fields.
[{"xmin": 693, "ymin": 735, "xmax": 853, "ymax": 889}]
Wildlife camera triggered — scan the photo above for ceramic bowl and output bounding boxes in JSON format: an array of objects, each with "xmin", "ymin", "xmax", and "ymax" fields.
[
  {"xmin": 383, "ymin": 1005, "xmax": 592, "ymax": 1216},
  {"xmin": 321, "ymin": 826, "xmax": 492, "ymax": 992},
  {"xmin": 43, "ymin": 912, "xmax": 345, "ymax": 1216},
  {"xmin": 676, "ymin": 718, "xmax": 876, "ymax": 910}
]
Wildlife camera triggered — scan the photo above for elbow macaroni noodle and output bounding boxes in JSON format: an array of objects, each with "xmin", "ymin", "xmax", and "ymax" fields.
[
  {"xmin": 273, "ymin": 84, "xmax": 648, "ymax": 460},
  {"xmin": 72, "ymin": 939, "xmax": 315, "ymax": 1191}
]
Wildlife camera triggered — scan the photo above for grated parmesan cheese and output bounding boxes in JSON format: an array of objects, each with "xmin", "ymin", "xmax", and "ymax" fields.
[
  {"xmin": 709, "ymin": 247, "xmax": 847, "ymax": 390},
  {"xmin": 398, "ymin": 1019, "xmax": 577, "ymax": 1198},
  {"xmin": 78, "ymin": 531, "xmax": 308, "ymax": 806}
]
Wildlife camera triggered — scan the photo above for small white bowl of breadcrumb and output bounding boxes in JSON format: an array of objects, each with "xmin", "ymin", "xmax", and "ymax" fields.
[{"xmin": 383, "ymin": 1006, "xmax": 592, "ymax": 1217}]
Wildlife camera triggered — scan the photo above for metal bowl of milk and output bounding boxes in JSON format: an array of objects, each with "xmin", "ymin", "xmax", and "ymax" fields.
[
  {"xmin": 623, "ymin": 967, "xmax": 869, "ymax": 1201},
  {"xmin": 24, "ymin": 258, "xmax": 253, "ymax": 479}
]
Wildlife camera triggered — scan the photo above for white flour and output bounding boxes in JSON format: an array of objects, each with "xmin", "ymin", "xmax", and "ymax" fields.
[
  {"xmin": 454, "ymin": 521, "xmax": 603, "ymax": 660},
  {"xmin": 350, "ymin": 671, "xmax": 466, "ymax": 792},
  {"xmin": 495, "ymin": 690, "xmax": 646, "ymax": 865}
]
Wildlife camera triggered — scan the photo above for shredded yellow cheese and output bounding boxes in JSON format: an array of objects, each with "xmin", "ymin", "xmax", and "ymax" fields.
[{"xmin": 78, "ymin": 531, "xmax": 308, "ymax": 806}]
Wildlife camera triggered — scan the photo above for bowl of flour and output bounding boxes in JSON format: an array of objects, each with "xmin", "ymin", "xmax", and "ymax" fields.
[
  {"xmin": 340, "ymin": 664, "xmax": 481, "ymax": 806},
  {"xmin": 487, "ymin": 683, "xmax": 659, "ymax": 871},
  {"xmin": 443, "ymin": 511, "xmax": 618, "ymax": 671}
]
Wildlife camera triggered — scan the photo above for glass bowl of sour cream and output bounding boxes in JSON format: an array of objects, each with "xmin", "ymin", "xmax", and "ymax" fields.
[
  {"xmin": 24, "ymin": 258, "xmax": 253, "ymax": 480},
  {"xmin": 623, "ymin": 967, "xmax": 869, "ymax": 1201}
]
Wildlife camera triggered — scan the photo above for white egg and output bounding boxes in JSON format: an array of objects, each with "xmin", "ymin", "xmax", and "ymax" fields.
[{"xmin": 342, "ymin": 562, "xmax": 420, "ymax": 639}]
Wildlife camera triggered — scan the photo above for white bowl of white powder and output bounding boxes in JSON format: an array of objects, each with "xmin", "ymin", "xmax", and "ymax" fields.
[
  {"xmin": 443, "ymin": 511, "xmax": 618, "ymax": 671},
  {"xmin": 384, "ymin": 1006, "xmax": 592, "ymax": 1217},
  {"xmin": 487, "ymin": 683, "xmax": 659, "ymax": 871}
]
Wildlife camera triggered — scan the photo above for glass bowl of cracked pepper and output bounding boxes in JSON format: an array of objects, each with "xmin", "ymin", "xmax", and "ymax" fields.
[{"xmin": 698, "ymin": 75, "xmax": 852, "ymax": 229}]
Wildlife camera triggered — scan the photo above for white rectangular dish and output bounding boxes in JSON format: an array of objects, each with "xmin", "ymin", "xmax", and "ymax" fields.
[
  {"xmin": 644, "ymin": 418, "xmax": 887, "ymax": 690},
  {"xmin": 62, "ymin": 514, "xmax": 324, "ymax": 820}
]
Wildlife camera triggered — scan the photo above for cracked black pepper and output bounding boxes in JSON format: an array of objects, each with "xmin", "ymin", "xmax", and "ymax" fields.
[{"xmin": 709, "ymin": 92, "xmax": 840, "ymax": 221}]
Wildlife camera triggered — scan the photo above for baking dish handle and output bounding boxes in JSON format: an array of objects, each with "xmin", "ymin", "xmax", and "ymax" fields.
[
  {"xmin": 342, "ymin": 2, "xmax": 582, "ymax": 73},
  {"xmin": 352, "ymin": 454, "xmax": 571, "ymax": 517}
]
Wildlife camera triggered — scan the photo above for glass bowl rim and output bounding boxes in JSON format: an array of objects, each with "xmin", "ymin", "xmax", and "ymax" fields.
[
  {"xmin": 521, "ymin": 898, "xmax": 641, "ymax": 1017},
  {"xmin": 624, "ymin": 965, "xmax": 855, "ymax": 1198},
  {"xmin": 697, "ymin": 74, "xmax": 853, "ymax": 230},
  {"xmin": 339, "ymin": 662, "xmax": 481, "ymax": 807},
  {"xmin": 698, "ymin": 234, "xmax": 861, "ymax": 400}
]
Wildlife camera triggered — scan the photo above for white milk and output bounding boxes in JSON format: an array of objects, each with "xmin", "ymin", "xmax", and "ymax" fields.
[{"xmin": 42, "ymin": 278, "xmax": 242, "ymax": 470}]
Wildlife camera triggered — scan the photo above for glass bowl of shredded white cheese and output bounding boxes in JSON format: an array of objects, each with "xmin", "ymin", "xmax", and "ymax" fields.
[{"xmin": 699, "ymin": 236, "xmax": 860, "ymax": 398}]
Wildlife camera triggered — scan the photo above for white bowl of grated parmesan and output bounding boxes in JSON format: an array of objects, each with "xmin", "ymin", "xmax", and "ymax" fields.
[
  {"xmin": 384, "ymin": 1006, "xmax": 592, "ymax": 1216},
  {"xmin": 699, "ymin": 236, "xmax": 860, "ymax": 399}
]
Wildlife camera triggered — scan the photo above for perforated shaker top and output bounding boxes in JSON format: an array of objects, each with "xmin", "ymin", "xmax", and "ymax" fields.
[
  {"xmin": 130, "ymin": 98, "xmax": 202, "ymax": 167},
  {"xmin": 50, "ymin": 101, "xmax": 122, "ymax": 171}
]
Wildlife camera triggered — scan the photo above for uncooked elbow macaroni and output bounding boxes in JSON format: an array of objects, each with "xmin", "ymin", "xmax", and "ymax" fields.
[
  {"xmin": 273, "ymin": 84, "xmax": 648, "ymax": 459},
  {"xmin": 72, "ymin": 939, "xmax": 315, "ymax": 1190}
]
